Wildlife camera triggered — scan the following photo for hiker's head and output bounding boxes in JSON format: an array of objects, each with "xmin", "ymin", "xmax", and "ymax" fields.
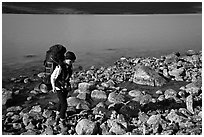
[{"xmin": 65, "ymin": 51, "xmax": 76, "ymax": 65}]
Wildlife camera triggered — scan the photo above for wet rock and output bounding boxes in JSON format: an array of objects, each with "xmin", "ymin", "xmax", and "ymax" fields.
[
  {"xmin": 75, "ymin": 119, "xmax": 98, "ymax": 135},
  {"xmin": 108, "ymin": 92, "xmax": 127, "ymax": 103},
  {"xmin": 91, "ymin": 90, "xmax": 107, "ymax": 102},
  {"xmin": 133, "ymin": 65, "xmax": 166, "ymax": 87},
  {"xmin": 2, "ymin": 88, "xmax": 13, "ymax": 105}
]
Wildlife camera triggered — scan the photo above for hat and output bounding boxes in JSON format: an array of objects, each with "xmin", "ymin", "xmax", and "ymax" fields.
[{"xmin": 65, "ymin": 51, "xmax": 76, "ymax": 61}]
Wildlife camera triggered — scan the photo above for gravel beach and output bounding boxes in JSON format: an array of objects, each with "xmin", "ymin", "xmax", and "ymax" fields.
[{"xmin": 2, "ymin": 50, "xmax": 202, "ymax": 135}]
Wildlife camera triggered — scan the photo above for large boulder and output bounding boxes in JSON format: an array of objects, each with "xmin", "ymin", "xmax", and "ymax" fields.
[
  {"xmin": 133, "ymin": 65, "xmax": 166, "ymax": 87},
  {"xmin": 2, "ymin": 88, "xmax": 13, "ymax": 105},
  {"xmin": 75, "ymin": 119, "xmax": 98, "ymax": 135}
]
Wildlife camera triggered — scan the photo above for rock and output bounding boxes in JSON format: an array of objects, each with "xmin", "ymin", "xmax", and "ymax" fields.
[
  {"xmin": 166, "ymin": 109, "xmax": 188, "ymax": 126},
  {"xmin": 13, "ymin": 123, "xmax": 22, "ymax": 130},
  {"xmin": 164, "ymin": 52, "xmax": 180, "ymax": 64},
  {"xmin": 107, "ymin": 115, "xmax": 128, "ymax": 135},
  {"xmin": 155, "ymin": 90, "xmax": 163, "ymax": 95},
  {"xmin": 108, "ymin": 92, "xmax": 126, "ymax": 103},
  {"xmin": 78, "ymin": 82, "xmax": 92, "ymax": 94},
  {"xmin": 24, "ymin": 78, "xmax": 30, "ymax": 83},
  {"xmin": 186, "ymin": 94, "xmax": 194, "ymax": 114},
  {"xmin": 44, "ymin": 117, "xmax": 56, "ymax": 127},
  {"xmin": 186, "ymin": 50, "xmax": 197, "ymax": 56},
  {"xmin": 2, "ymin": 88, "xmax": 13, "ymax": 105},
  {"xmin": 7, "ymin": 106, "xmax": 22, "ymax": 112},
  {"xmin": 67, "ymin": 97, "xmax": 90, "ymax": 108},
  {"xmin": 42, "ymin": 126, "xmax": 54, "ymax": 135},
  {"xmin": 138, "ymin": 112, "xmax": 149, "ymax": 123},
  {"xmin": 76, "ymin": 103, "xmax": 90, "ymax": 110},
  {"xmin": 119, "ymin": 101, "xmax": 140, "ymax": 117},
  {"xmin": 91, "ymin": 90, "xmax": 107, "ymax": 102},
  {"xmin": 39, "ymin": 83, "xmax": 49, "ymax": 93},
  {"xmin": 29, "ymin": 105, "xmax": 42, "ymax": 113},
  {"xmin": 168, "ymin": 68, "xmax": 184, "ymax": 81},
  {"xmin": 22, "ymin": 114, "xmax": 30, "ymax": 126},
  {"xmin": 21, "ymin": 130, "xmax": 37, "ymax": 135},
  {"xmin": 128, "ymin": 90, "xmax": 143, "ymax": 97},
  {"xmin": 147, "ymin": 114, "xmax": 161, "ymax": 125},
  {"xmin": 25, "ymin": 122, "xmax": 35, "ymax": 130},
  {"xmin": 164, "ymin": 89, "xmax": 177, "ymax": 99},
  {"xmin": 139, "ymin": 94, "xmax": 152, "ymax": 105},
  {"xmin": 109, "ymin": 122, "xmax": 126, "ymax": 135},
  {"xmin": 11, "ymin": 114, "xmax": 21, "ymax": 122},
  {"xmin": 133, "ymin": 65, "xmax": 166, "ymax": 87},
  {"xmin": 37, "ymin": 72, "xmax": 46, "ymax": 78},
  {"xmin": 100, "ymin": 122, "xmax": 111, "ymax": 135},
  {"xmin": 93, "ymin": 106, "xmax": 108, "ymax": 117},
  {"xmin": 42, "ymin": 109, "xmax": 54, "ymax": 118},
  {"xmin": 77, "ymin": 93, "xmax": 90, "ymax": 100},
  {"xmin": 75, "ymin": 119, "xmax": 98, "ymax": 135},
  {"xmin": 30, "ymin": 90, "xmax": 38, "ymax": 94},
  {"xmin": 185, "ymin": 83, "xmax": 201, "ymax": 95}
]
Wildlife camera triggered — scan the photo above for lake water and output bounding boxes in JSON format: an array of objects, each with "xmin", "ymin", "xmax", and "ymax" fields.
[{"xmin": 2, "ymin": 14, "xmax": 202, "ymax": 80}]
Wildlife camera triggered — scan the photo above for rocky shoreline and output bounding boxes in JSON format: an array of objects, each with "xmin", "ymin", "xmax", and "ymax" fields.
[{"xmin": 2, "ymin": 50, "xmax": 202, "ymax": 135}]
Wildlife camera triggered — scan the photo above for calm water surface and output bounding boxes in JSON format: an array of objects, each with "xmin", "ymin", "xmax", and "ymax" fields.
[{"xmin": 2, "ymin": 14, "xmax": 202, "ymax": 79}]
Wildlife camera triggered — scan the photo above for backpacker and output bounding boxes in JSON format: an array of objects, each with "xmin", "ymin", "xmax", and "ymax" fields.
[{"xmin": 42, "ymin": 44, "xmax": 67, "ymax": 89}]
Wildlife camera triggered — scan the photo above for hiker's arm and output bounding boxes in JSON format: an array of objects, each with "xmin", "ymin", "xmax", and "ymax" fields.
[{"xmin": 50, "ymin": 65, "xmax": 61, "ymax": 92}]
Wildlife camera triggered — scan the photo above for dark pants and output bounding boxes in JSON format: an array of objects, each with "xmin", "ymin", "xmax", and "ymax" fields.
[{"xmin": 57, "ymin": 89, "xmax": 68, "ymax": 119}]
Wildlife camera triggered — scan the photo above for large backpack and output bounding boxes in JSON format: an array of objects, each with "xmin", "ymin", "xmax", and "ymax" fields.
[{"xmin": 42, "ymin": 44, "xmax": 67, "ymax": 89}]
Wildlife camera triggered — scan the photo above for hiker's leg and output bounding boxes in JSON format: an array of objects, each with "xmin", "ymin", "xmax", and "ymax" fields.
[
  {"xmin": 56, "ymin": 90, "xmax": 62, "ymax": 113},
  {"xmin": 57, "ymin": 90, "xmax": 68, "ymax": 119}
]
